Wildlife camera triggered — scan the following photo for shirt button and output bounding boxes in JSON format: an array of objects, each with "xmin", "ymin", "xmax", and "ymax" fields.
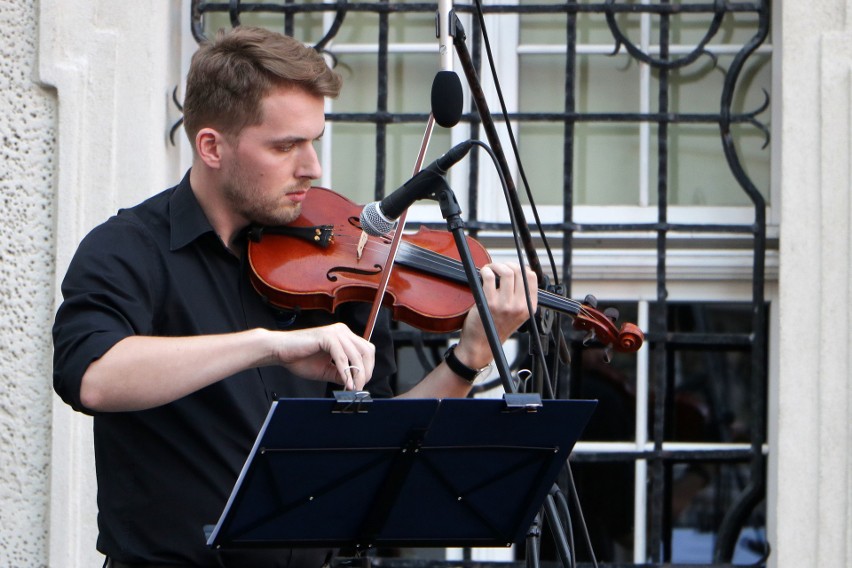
[{"xmin": 271, "ymin": 391, "xmax": 279, "ymax": 400}]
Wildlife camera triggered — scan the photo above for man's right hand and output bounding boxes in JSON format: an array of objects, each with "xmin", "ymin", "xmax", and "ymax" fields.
[{"xmin": 265, "ymin": 322, "xmax": 375, "ymax": 391}]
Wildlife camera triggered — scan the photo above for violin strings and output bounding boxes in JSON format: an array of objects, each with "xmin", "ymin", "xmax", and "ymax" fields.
[
  {"xmin": 332, "ymin": 232, "xmax": 600, "ymax": 320},
  {"xmin": 394, "ymin": 243, "xmax": 597, "ymax": 321}
]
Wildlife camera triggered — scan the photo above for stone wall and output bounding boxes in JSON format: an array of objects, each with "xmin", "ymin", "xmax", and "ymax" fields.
[
  {"xmin": 31, "ymin": 1, "xmax": 184, "ymax": 566},
  {"xmin": 0, "ymin": 1, "xmax": 58, "ymax": 566}
]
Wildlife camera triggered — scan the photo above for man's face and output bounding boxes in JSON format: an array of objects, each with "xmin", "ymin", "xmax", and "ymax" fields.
[{"xmin": 220, "ymin": 86, "xmax": 325, "ymax": 227}]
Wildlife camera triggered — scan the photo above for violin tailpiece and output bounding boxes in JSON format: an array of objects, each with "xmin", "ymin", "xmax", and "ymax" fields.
[{"xmin": 249, "ymin": 224, "xmax": 335, "ymax": 249}]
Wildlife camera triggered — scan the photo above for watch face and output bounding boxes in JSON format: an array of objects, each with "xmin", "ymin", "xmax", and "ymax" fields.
[{"xmin": 474, "ymin": 363, "xmax": 493, "ymax": 382}]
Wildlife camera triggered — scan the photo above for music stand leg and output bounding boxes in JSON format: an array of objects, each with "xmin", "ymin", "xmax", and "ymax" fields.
[{"xmin": 526, "ymin": 513, "xmax": 542, "ymax": 568}]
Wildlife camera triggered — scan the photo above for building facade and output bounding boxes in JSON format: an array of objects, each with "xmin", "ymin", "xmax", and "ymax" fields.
[{"xmin": 0, "ymin": 0, "xmax": 849, "ymax": 566}]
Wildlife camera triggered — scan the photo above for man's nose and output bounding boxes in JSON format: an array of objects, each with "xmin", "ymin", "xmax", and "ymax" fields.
[{"xmin": 297, "ymin": 144, "xmax": 322, "ymax": 180}]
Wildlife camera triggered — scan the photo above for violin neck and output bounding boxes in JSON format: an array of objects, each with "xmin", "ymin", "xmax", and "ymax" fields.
[
  {"xmin": 396, "ymin": 242, "xmax": 582, "ymax": 318},
  {"xmin": 536, "ymin": 288, "xmax": 583, "ymax": 317}
]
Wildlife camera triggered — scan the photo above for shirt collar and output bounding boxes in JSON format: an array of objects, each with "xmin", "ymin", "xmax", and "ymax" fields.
[{"xmin": 169, "ymin": 169, "xmax": 217, "ymax": 251}]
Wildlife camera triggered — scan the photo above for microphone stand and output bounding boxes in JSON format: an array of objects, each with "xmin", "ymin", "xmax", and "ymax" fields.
[
  {"xmin": 433, "ymin": 12, "xmax": 575, "ymax": 566},
  {"xmin": 433, "ymin": 180, "xmax": 516, "ymax": 394},
  {"xmin": 450, "ymin": 16, "xmax": 544, "ymax": 282},
  {"xmin": 448, "ymin": 15, "xmax": 578, "ymax": 568},
  {"xmin": 448, "ymin": 16, "xmax": 574, "ymax": 372},
  {"xmin": 435, "ymin": 178, "xmax": 575, "ymax": 568}
]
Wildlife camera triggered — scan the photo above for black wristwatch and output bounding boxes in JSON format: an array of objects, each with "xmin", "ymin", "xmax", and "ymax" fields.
[{"xmin": 443, "ymin": 343, "xmax": 492, "ymax": 383}]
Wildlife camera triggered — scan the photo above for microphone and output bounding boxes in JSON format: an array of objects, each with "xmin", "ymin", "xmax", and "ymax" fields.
[
  {"xmin": 431, "ymin": 0, "xmax": 463, "ymax": 127},
  {"xmin": 360, "ymin": 140, "xmax": 475, "ymax": 236},
  {"xmin": 431, "ymin": 71, "xmax": 463, "ymax": 128}
]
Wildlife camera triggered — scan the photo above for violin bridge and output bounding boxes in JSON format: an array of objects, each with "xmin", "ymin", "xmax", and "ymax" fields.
[{"xmin": 356, "ymin": 230, "xmax": 369, "ymax": 260}]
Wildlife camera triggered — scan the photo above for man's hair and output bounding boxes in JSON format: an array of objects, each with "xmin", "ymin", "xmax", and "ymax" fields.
[{"xmin": 183, "ymin": 26, "xmax": 342, "ymax": 143}]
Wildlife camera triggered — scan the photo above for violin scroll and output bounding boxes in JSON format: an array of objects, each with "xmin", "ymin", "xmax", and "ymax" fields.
[
  {"xmin": 572, "ymin": 295, "xmax": 644, "ymax": 353},
  {"xmin": 614, "ymin": 322, "xmax": 644, "ymax": 352}
]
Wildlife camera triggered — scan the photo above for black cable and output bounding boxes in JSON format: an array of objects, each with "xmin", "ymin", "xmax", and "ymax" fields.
[
  {"xmin": 472, "ymin": 140, "xmax": 554, "ymax": 398},
  {"xmin": 471, "ymin": 0, "xmax": 561, "ymax": 286},
  {"xmin": 553, "ymin": 485, "xmax": 577, "ymax": 568},
  {"xmin": 566, "ymin": 462, "xmax": 599, "ymax": 568}
]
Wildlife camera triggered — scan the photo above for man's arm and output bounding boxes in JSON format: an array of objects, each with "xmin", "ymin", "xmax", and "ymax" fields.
[
  {"xmin": 80, "ymin": 323, "xmax": 375, "ymax": 412},
  {"xmin": 401, "ymin": 261, "xmax": 537, "ymax": 399},
  {"xmin": 78, "ymin": 261, "xmax": 534, "ymax": 412}
]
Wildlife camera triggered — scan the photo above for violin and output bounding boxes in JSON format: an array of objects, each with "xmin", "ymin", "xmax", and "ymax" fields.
[{"xmin": 247, "ymin": 187, "xmax": 643, "ymax": 352}]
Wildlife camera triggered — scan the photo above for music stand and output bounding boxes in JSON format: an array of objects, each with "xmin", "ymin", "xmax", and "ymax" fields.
[{"xmin": 206, "ymin": 395, "xmax": 596, "ymax": 551}]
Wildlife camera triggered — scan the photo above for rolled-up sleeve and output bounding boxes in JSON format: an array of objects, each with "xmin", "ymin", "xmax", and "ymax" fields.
[{"xmin": 52, "ymin": 216, "xmax": 160, "ymax": 414}]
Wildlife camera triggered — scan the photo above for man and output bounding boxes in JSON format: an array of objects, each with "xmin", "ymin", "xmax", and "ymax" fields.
[{"xmin": 53, "ymin": 26, "xmax": 536, "ymax": 567}]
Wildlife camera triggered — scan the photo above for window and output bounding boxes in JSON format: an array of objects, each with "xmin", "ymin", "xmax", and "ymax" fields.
[{"xmin": 188, "ymin": 1, "xmax": 773, "ymax": 564}]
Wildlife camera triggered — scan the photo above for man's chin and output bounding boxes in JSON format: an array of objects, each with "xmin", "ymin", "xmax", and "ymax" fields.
[{"xmin": 251, "ymin": 205, "xmax": 301, "ymax": 227}]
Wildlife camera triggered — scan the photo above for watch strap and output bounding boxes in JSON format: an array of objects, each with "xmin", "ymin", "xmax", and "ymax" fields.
[{"xmin": 443, "ymin": 343, "xmax": 486, "ymax": 383}]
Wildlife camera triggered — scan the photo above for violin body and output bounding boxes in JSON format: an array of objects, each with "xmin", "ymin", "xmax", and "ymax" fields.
[{"xmin": 248, "ymin": 187, "xmax": 488, "ymax": 333}]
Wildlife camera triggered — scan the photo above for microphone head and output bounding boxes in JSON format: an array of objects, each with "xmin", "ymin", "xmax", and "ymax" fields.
[
  {"xmin": 431, "ymin": 70, "xmax": 464, "ymax": 128},
  {"xmin": 360, "ymin": 202, "xmax": 398, "ymax": 237}
]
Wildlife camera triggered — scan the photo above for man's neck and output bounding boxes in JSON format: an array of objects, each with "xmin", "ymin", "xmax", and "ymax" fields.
[{"xmin": 188, "ymin": 166, "xmax": 247, "ymax": 252}]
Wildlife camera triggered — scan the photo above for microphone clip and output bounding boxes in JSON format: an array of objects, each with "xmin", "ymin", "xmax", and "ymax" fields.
[{"xmin": 435, "ymin": 7, "xmax": 459, "ymax": 44}]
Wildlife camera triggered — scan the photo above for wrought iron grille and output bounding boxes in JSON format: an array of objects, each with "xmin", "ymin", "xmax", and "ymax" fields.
[{"xmin": 189, "ymin": 1, "xmax": 771, "ymax": 566}]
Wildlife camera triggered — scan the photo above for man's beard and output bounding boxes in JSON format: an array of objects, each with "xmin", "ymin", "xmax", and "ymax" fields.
[{"xmin": 222, "ymin": 163, "xmax": 307, "ymax": 227}]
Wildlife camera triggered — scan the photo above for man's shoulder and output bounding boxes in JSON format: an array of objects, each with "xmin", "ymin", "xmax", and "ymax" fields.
[
  {"xmin": 115, "ymin": 185, "xmax": 179, "ymax": 228},
  {"xmin": 78, "ymin": 184, "xmax": 180, "ymax": 256}
]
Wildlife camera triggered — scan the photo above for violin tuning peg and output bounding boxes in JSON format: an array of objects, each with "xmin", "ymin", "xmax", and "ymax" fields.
[
  {"xmin": 604, "ymin": 307, "xmax": 619, "ymax": 322},
  {"xmin": 603, "ymin": 346, "xmax": 613, "ymax": 364},
  {"xmin": 583, "ymin": 294, "xmax": 598, "ymax": 308},
  {"xmin": 582, "ymin": 329, "xmax": 597, "ymax": 346}
]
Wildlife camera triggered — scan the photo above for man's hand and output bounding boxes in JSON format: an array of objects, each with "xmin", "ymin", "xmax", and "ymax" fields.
[
  {"xmin": 453, "ymin": 261, "xmax": 538, "ymax": 371},
  {"xmin": 268, "ymin": 322, "xmax": 375, "ymax": 391}
]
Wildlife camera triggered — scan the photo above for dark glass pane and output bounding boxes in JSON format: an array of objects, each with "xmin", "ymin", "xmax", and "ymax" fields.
[
  {"xmin": 647, "ymin": 302, "xmax": 759, "ymax": 444},
  {"xmin": 670, "ymin": 462, "xmax": 768, "ymax": 563}
]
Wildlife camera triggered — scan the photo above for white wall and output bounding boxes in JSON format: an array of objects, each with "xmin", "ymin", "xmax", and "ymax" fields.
[
  {"xmin": 774, "ymin": 2, "xmax": 852, "ymax": 566},
  {"xmin": 0, "ymin": 0, "xmax": 849, "ymax": 566}
]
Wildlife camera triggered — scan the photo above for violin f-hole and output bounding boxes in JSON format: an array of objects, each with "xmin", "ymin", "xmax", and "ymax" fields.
[{"xmin": 327, "ymin": 264, "xmax": 383, "ymax": 282}]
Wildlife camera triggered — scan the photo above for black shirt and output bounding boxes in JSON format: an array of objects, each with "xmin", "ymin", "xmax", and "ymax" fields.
[{"xmin": 52, "ymin": 171, "xmax": 395, "ymax": 567}]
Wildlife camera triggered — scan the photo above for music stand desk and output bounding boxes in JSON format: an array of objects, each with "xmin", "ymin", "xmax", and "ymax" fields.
[{"xmin": 206, "ymin": 396, "xmax": 596, "ymax": 551}]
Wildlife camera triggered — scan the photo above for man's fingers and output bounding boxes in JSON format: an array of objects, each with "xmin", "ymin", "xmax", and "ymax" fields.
[{"xmin": 328, "ymin": 330, "xmax": 374, "ymax": 390}]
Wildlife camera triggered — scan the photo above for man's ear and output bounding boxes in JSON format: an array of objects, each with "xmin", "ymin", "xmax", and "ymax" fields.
[{"xmin": 195, "ymin": 128, "xmax": 225, "ymax": 169}]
